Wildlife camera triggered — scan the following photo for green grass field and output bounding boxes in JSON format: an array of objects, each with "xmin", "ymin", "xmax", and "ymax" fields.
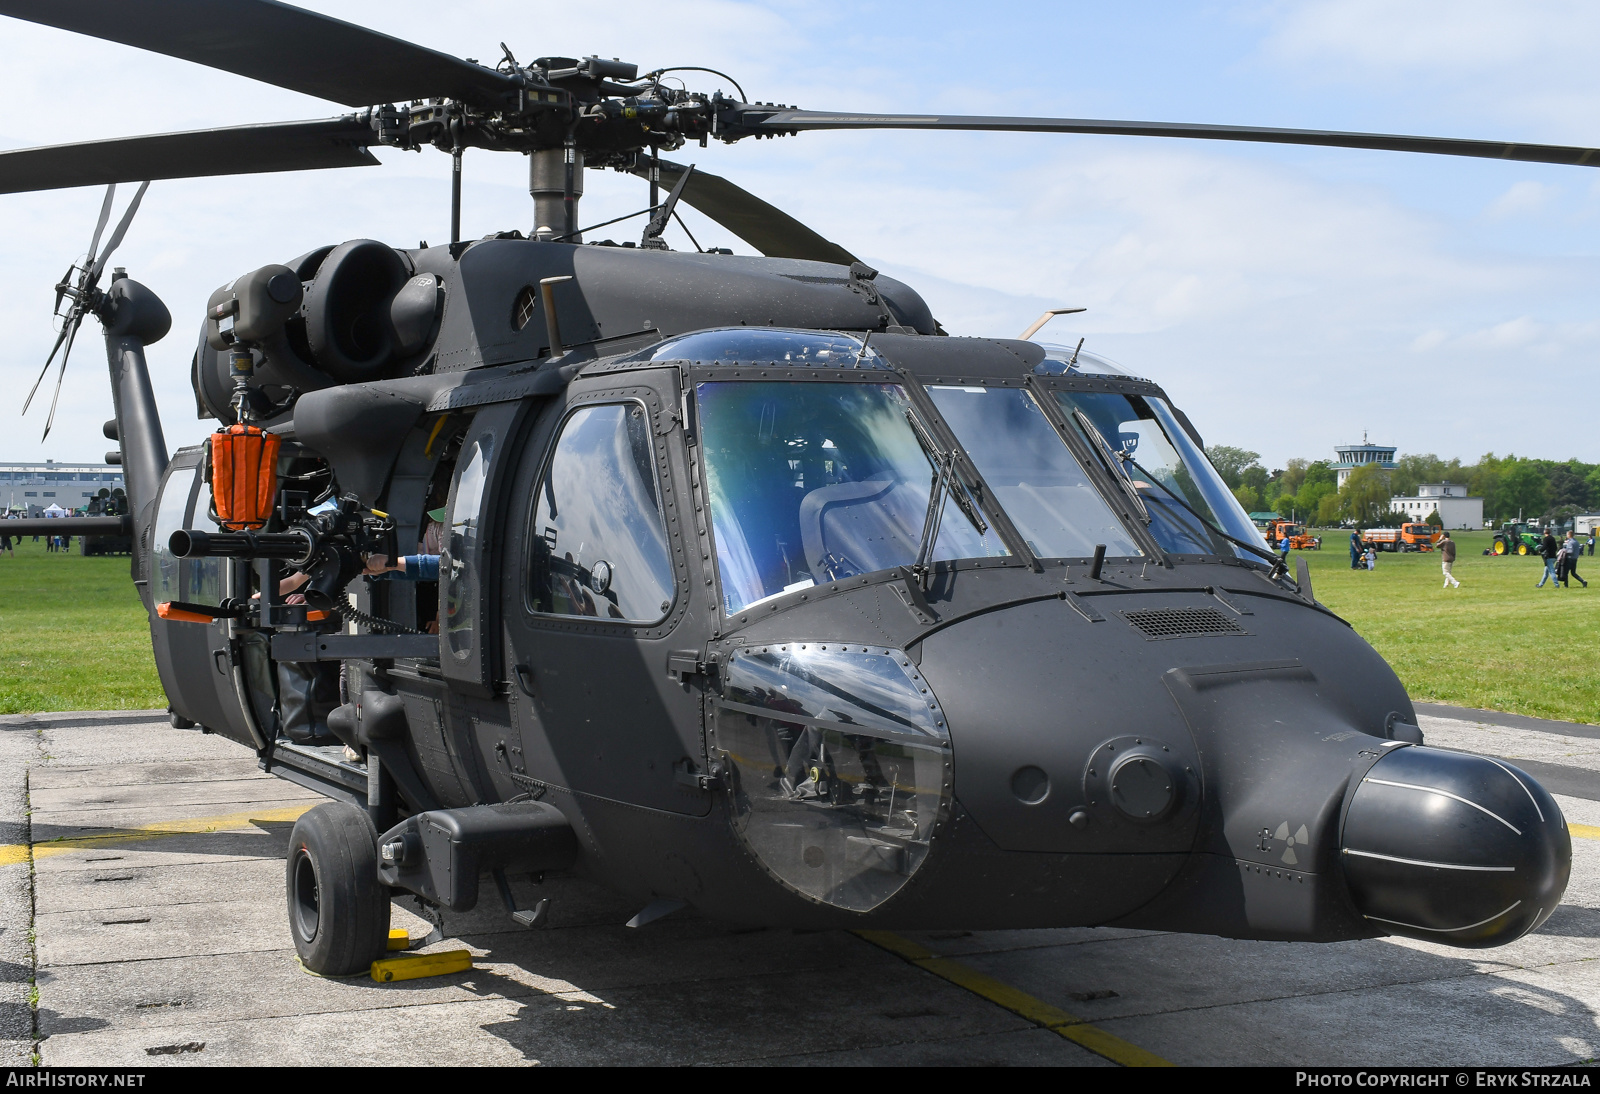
[
  {"xmin": 0, "ymin": 529, "xmax": 1592, "ymax": 723},
  {"xmin": 1296, "ymin": 529, "xmax": 1597, "ymax": 724},
  {"xmin": 0, "ymin": 537, "xmax": 165, "ymax": 715}
]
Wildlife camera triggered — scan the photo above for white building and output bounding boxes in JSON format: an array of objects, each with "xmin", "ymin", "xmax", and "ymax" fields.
[
  {"xmin": 0, "ymin": 461, "xmax": 124, "ymax": 516},
  {"xmin": 1390, "ymin": 482, "xmax": 1484, "ymax": 530}
]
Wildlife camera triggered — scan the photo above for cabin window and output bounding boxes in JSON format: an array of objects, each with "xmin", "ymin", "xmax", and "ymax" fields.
[
  {"xmin": 150, "ymin": 466, "xmax": 194, "ymax": 605},
  {"xmin": 444, "ymin": 435, "xmax": 493, "ymax": 657},
  {"xmin": 184, "ymin": 484, "xmax": 225, "ymax": 607},
  {"xmin": 526, "ymin": 403, "xmax": 676, "ymax": 623}
]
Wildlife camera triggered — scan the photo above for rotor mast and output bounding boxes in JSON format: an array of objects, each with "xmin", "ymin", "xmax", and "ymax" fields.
[{"xmin": 529, "ymin": 146, "xmax": 582, "ymax": 242}]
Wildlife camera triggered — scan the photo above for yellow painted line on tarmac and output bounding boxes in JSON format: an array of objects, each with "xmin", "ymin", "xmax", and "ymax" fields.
[
  {"xmin": 1571, "ymin": 823, "xmax": 1600, "ymax": 842},
  {"xmin": 0, "ymin": 803, "xmax": 316, "ymax": 867},
  {"xmin": 853, "ymin": 930, "xmax": 1172, "ymax": 1067}
]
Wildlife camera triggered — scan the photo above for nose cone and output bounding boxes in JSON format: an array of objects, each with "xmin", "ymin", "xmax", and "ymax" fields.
[{"xmin": 1341, "ymin": 745, "xmax": 1571, "ymax": 947}]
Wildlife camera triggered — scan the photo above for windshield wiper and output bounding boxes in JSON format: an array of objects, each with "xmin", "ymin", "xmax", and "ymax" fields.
[
  {"xmin": 1122, "ymin": 455, "xmax": 1285, "ymax": 573},
  {"xmin": 1073, "ymin": 410, "xmax": 1150, "ymax": 524},
  {"xmin": 905, "ymin": 409, "xmax": 987, "ymax": 590}
]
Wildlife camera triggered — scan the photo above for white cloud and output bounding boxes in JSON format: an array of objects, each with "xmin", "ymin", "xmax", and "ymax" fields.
[
  {"xmin": 1485, "ymin": 180, "xmax": 1558, "ymax": 220},
  {"xmin": 1411, "ymin": 329, "xmax": 1447, "ymax": 353},
  {"xmin": 1260, "ymin": 0, "xmax": 1600, "ymax": 137},
  {"xmin": 2, "ymin": 0, "xmax": 1600, "ymax": 472}
]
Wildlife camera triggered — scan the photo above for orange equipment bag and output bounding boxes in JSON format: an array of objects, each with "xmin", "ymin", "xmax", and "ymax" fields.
[{"xmin": 209, "ymin": 423, "xmax": 281, "ymax": 531}]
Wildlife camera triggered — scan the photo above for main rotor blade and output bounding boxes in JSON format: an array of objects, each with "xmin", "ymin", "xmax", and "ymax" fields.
[
  {"xmin": 0, "ymin": 0, "xmax": 518, "ymax": 110},
  {"xmin": 40, "ymin": 315, "xmax": 83, "ymax": 441},
  {"xmin": 89, "ymin": 181, "xmax": 150, "ymax": 281},
  {"xmin": 85, "ymin": 183, "xmax": 116, "ymax": 268},
  {"xmin": 752, "ymin": 110, "xmax": 1600, "ymax": 169},
  {"xmin": 22, "ymin": 320, "xmax": 74, "ymax": 415},
  {"xmin": 0, "ymin": 117, "xmax": 380, "ymax": 195},
  {"xmin": 633, "ymin": 159, "xmax": 858, "ymax": 265}
]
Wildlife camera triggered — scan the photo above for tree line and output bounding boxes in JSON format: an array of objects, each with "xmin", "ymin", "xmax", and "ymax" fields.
[{"xmin": 1204, "ymin": 447, "xmax": 1600, "ymax": 529}]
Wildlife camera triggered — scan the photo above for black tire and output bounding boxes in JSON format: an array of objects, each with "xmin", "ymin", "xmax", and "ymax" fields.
[{"xmin": 286, "ymin": 802, "xmax": 391, "ymax": 976}]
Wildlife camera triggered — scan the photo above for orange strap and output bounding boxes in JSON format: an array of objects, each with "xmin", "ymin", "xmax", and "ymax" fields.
[
  {"xmin": 156, "ymin": 602, "xmax": 216, "ymax": 624},
  {"xmin": 160, "ymin": 601, "xmax": 325, "ymax": 623}
]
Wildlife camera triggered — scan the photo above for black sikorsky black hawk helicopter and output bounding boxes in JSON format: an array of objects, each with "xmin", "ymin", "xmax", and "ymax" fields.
[{"xmin": 0, "ymin": 0, "xmax": 1577, "ymax": 976}]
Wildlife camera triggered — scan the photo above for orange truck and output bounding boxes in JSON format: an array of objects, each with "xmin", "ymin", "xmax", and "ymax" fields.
[
  {"xmin": 1362, "ymin": 524, "xmax": 1441, "ymax": 552},
  {"xmin": 1362, "ymin": 527, "xmax": 1402, "ymax": 552},
  {"xmin": 1400, "ymin": 522, "xmax": 1443, "ymax": 551},
  {"xmin": 1266, "ymin": 519, "xmax": 1321, "ymax": 550}
]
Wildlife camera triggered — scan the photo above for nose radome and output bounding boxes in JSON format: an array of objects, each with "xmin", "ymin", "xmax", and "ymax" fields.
[{"xmin": 1341, "ymin": 745, "xmax": 1571, "ymax": 947}]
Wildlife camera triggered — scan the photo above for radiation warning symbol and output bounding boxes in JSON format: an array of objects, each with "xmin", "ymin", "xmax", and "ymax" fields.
[{"xmin": 1274, "ymin": 822, "xmax": 1310, "ymax": 865}]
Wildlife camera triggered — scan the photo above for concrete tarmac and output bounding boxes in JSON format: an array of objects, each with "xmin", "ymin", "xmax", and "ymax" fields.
[{"xmin": 0, "ymin": 706, "xmax": 1595, "ymax": 1067}]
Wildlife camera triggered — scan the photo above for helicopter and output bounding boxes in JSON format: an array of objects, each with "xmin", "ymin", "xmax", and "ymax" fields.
[{"xmin": 0, "ymin": 0, "xmax": 1577, "ymax": 977}]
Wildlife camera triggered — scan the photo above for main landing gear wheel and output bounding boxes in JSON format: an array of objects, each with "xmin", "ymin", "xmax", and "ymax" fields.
[{"xmin": 287, "ymin": 802, "xmax": 391, "ymax": 976}]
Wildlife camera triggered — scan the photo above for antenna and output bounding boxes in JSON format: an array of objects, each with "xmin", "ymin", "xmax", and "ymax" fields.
[{"xmin": 1017, "ymin": 307, "xmax": 1085, "ymax": 340}]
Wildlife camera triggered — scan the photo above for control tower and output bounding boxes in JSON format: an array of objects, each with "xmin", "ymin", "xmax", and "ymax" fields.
[{"xmin": 1331, "ymin": 432, "xmax": 1396, "ymax": 488}]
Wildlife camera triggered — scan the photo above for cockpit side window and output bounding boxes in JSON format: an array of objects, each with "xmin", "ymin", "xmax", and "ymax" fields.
[
  {"xmin": 1053, "ymin": 390, "xmax": 1261, "ymax": 559},
  {"xmin": 526, "ymin": 403, "xmax": 676, "ymax": 623}
]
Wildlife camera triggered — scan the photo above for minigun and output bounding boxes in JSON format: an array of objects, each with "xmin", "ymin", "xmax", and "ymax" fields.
[{"xmin": 170, "ymin": 493, "xmax": 397, "ymax": 613}]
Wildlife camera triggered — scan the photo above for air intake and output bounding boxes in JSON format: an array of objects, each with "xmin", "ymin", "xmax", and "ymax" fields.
[{"xmin": 1121, "ymin": 606, "xmax": 1246, "ymax": 640}]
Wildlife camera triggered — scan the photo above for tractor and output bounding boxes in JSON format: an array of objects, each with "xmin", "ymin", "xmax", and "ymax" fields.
[{"xmin": 1492, "ymin": 522, "xmax": 1541, "ymax": 556}]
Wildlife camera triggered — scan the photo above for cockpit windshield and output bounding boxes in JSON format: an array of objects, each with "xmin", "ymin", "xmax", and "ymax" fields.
[
  {"xmin": 1052, "ymin": 390, "xmax": 1262, "ymax": 559},
  {"xmin": 926, "ymin": 386, "xmax": 1142, "ymax": 559},
  {"xmin": 697, "ymin": 381, "xmax": 1010, "ymax": 614}
]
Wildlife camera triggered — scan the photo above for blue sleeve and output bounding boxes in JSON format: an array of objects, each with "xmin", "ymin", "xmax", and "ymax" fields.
[
  {"xmin": 404, "ymin": 554, "xmax": 441, "ymax": 581},
  {"xmin": 366, "ymin": 555, "xmax": 440, "ymax": 581}
]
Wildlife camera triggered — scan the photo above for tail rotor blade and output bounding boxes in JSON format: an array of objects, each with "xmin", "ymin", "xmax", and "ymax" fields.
[
  {"xmin": 85, "ymin": 183, "xmax": 116, "ymax": 269},
  {"xmin": 89, "ymin": 180, "xmax": 149, "ymax": 281},
  {"xmin": 22, "ymin": 319, "xmax": 74, "ymax": 415},
  {"xmin": 40, "ymin": 314, "xmax": 82, "ymax": 441}
]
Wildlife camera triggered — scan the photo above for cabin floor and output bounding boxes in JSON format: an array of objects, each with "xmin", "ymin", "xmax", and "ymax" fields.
[{"xmin": 0, "ymin": 706, "xmax": 1596, "ymax": 1067}]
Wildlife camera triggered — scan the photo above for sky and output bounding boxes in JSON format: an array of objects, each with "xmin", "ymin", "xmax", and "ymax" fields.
[{"xmin": 3, "ymin": 0, "xmax": 1599, "ymax": 471}]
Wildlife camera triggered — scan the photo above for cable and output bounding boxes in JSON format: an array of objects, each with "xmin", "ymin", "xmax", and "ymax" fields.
[{"xmin": 646, "ymin": 66, "xmax": 747, "ymax": 101}]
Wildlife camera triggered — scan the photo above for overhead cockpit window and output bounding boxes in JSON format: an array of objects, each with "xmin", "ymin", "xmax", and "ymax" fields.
[
  {"xmin": 640, "ymin": 328, "xmax": 888, "ymax": 368},
  {"xmin": 527, "ymin": 403, "xmax": 676, "ymax": 623},
  {"xmin": 1032, "ymin": 346, "xmax": 1146, "ymax": 380},
  {"xmin": 927, "ymin": 386, "xmax": 1142, "ymax": 559},
  {"xmin": 697, "ymin": 381, "xmax": 1009, "ymax": 615},
  {"xmin": 1053, "ymin": 390, "xmax": 1261, "ymax": 560}
]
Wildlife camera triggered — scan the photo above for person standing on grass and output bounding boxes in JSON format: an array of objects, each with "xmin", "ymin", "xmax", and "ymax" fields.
[
  {"xmin": 1537, "ymin": 529, "xmax": 1559, "ymax": 588},
  {"xmin": 1588, "ymin": 531, "xmax": 1596, "ymax": 556},
  {"xmin": 1563, "ymin": 532, "xmax": 1588, "ymax": 588},
  {"xmin": 1439, "ymin": 531, "xmax": 1460, "ymax": 588},
  {"xmin": 1350, "ymin": 531, "xmax": 1363, "ymax": 570}
]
